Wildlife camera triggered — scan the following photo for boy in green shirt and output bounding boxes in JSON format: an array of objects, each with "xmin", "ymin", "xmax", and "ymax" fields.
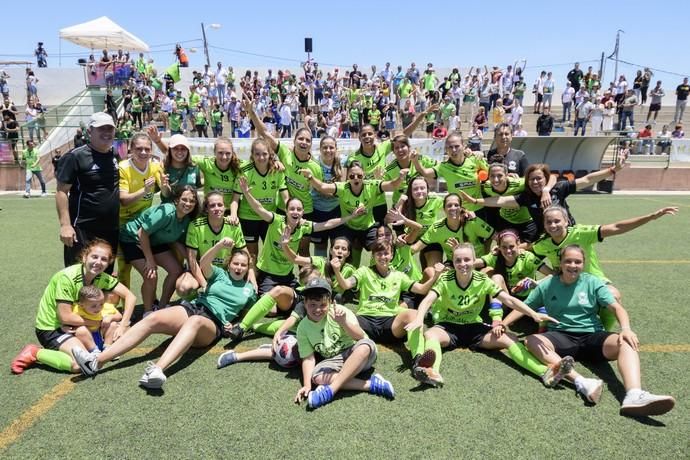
[
  {"xmin": 22, "ymin": 140, "xmax": 47, "ymax": 197},
  {"xmin": 294, "ymin": 278, "xmax": 395, "ymax": 410}
]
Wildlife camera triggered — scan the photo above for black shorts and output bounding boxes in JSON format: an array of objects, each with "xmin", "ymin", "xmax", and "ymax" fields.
[
  {"xmin": 434, "ymin": 322, "xmax": 491, "ymax": 350},
  {"xmin": 401, "ymin": 291, "xmax": 425, "ymax": 309},
  {"xmin": 357, "ymin": 315, "xmax": 399, "ymax": 343},
  {"xmin": 177, "ymin": 300, "xmax": 223, "ymax": 341},
  {"xmin": 649, "ymin": 103, "xmax": 661, "ymax": 112},
  {"xmin": 120, "ymin": 240, "xmax": 172, "ymax": 263},
  {"xmin": 310, "ymin": 207, "xmax": 341, "ymax": 244},
  {"xmin": 257, "ymin": 269, "xmax": 297, "ymax": 296},
  {"xmin": 372, "ymin": 204, "xmax": 387, "ymax": 224},
  {"xmin": 426, "ymin": 123, "xmax": 434, "ymax": 134},
  {"xmin": 537, "ymin": 94, "xmax": 544, "ymax": 103},
  {"xmin": 421, "ymin": 242, "xmax": 443, "ymax": 259},
  {"xmin": 539, "ymin": 330, "xmax": 613, "ymax": 362},
  {"xmin": 36, "ymin": 328, "xmax": 75, "ymax": 350},
  {"xmin": 240, "ymin": 218, "xmax": 269, "ymax": 243},
  {"xmin": 343, "ymin": 226, "xmax": 372, "ymax": 250}
]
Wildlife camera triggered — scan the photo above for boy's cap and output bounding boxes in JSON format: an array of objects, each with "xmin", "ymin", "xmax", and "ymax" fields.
[{"xmin": 300, "ymin": 278, "xmax": 332, "ymax": 296}]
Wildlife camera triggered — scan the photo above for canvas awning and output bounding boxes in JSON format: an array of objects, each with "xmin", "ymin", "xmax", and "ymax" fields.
[{"xmin": 59, "ymin": 16, "xmax": 149, "ymax": 52}]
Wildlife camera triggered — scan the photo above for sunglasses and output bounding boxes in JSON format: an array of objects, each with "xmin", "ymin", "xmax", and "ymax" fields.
[{"xmin": 348, "ymin": 174, "xmax": 364, "ymax": 179}]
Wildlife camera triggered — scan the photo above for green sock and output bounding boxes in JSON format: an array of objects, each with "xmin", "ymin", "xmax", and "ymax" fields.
[
  {"xmin": 599, "ymin": 308, "xmax": 617, "ymax": 331},
  {"xmin": 252, "ymin": 319, "xmax": 285, "ymax": 336},
  {"xmin": 425, "ymin": 338, "xmax": 443, "ymax": 373},
  {"xmin": 407, "ymin": 327, "xmax": 425, "ymax": 358},
  {"xmin": 36, "ymin": 349, "xmax": 73, "ymax": 372},
  {"xmin": 240, "ymin": 294, "xmax": 277, "ymax": 330},
  {"xmin": 506, "ymin": 342, "xmax": 548, "ymax": 376}
]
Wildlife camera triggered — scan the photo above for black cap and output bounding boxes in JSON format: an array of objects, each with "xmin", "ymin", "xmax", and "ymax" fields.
[{"xmin": 300, "ymin": 278, "xmax": 332, "ymax": 297}]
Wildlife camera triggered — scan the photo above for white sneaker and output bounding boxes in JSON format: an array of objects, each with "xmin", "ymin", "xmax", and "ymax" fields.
[
  {"xmin": 620, "ymin": 391, "xmax": 675, "ymax": 417},
  {"xmin": 578, "ymin": 378, "xmax": 604, "ymax": 404},
  {"xmin": 41, "ymin": 192, "xmax": 48, "ymax": 197},
  {"xmin": 139, "ymin": 362, "xmax": 166, "ymax": 389}
]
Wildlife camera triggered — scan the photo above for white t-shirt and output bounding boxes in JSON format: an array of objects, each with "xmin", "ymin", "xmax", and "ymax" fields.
[{"xmin": 561, "ymin": 87, "xmax": 575, "ymax": 103}]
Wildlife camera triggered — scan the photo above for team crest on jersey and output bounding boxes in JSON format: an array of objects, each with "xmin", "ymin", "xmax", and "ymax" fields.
[
  {"xmin": 243, "ymin": 286, "xmax": 253, "ymax": 297},
  {"xmin": 577, "ymin": 291, "xmax": 588, "ymax": 306}
]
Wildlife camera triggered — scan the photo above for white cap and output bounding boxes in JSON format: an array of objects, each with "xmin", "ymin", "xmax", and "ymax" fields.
[{"xmin": 88, "ymin": 112, "xmax": 115, "ymax": 128}]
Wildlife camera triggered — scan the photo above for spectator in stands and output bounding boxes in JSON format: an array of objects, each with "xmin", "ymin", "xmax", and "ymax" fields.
[
  {"xmin": 640, "ymin": 68, "xmax": 653, "ymax": 105},
  {"xmin": 602, "ymin": 100, "xmax": 615, "ymax": 132},
  {"xmin": 175, "ymin": 44, "xmax": 189, "ymax": 68},
  {"xmin": 0, "ymin": 71, "xmax": 10, "ymax": 98},
  {"xmin": 35, "ymin": 42, "xmax": 48, "ymax": 67},
  {"xmin": 473, "ymin": 106, "xmax": 488, "ymax": 132},
  {"xmin": 561, "ymin": 82, "xmax": 575, "ymax": 123},
  {"xmin": 3, "ymin": 114, "xmax": 19, "ymax": 162},
  {"xmin": 620, "ymin": 89, "xmax": 638, "ymax": 131},
  {"xmin": 590, "ymin": 97, "xmax": 604, "ymax": 136},
  {"xmin": 532, "ymin": 71, "xmax": 546, "ymax": 114},
  {"xmin": 487, "ymin": 123, "xmax": 528, "ymax": 176},
  {"xmin": 536, "ymin": 108, "xmax": 554, "ymax": 136},
  {"xmin": 672, "ymin": 77, "xmax": 689, "ymax": 124},
  {"xmin": 26, "ymin": 69, "xmax": 39, "ymax": 100},
  {"xmin": 656, "ymin": 125, "xmax": 672, "ymax": 154},
  {"xmin": 567, "ymin": 62, "xmax": 583, "ymax": 93},
  {"xmin": 509, "ymin": 99, "xmax": 523, "ymax": 129},
  {"xmin": 432, "ymin": 121, "xmax": 447, "ymax": 140},
  {"xmin": 637, "ymin": 124, "xmax": 654, "ymax": 154},
  {"xmin": 2, "ymin": 96, "xmax": 18, "ymax": 120},
  {"xmin": 56, "ymin": 112, "xmax": 119, "ymax": 272},
  {"xmin": 542, "ymin": 72, "xmax": 555, "ymax": 111},
  {"xmin": 671, "ymin": 124, "xmax": 684, "ymax": 139},
  {"xmin": 513, "ymin": 124, "xmax": 528, "ymax": 137},
  {"xmin": 633, "ymin": 70, "xmax": 644, "ymax": 102},
  {"xmin": 574, "ymin": 96, "xmax": 594, "ymax": 136},
  {"xmin": 647, "ymin": 81, "xmax": 664, "ymax": 123}
]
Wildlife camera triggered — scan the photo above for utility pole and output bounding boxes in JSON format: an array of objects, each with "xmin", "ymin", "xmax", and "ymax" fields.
[
  {"xmin": 201, "ymin": 22, "xmax": 210, "ymax": 68},
  {"xmin": 612, "ymin": 30, "xmax": 623, "ymax": 82}
]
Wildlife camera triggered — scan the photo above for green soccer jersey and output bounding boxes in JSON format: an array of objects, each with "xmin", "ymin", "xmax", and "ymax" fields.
[
  {"xmin": 531, "ymin": 225, "xmax": 607, "ymax": 281},
  {"xmin": 211, "ymin": 110, "xmax": 223, "ymax": 125},
  {"xmin": 421, "ymin": 217, "xmax": 495, "ymax": 259},
  {"xmin": 481, "ymin": 177, "xmax": 531, "ymax": 224},
  {"xmin": 185, "ymin": 216, "xmax": 246, "ymax": 267},
  {"xmin": 235, "ymin": 161, "xmax": 287, "ymax": 220},
  {"xmin": 311, "ymin": 256, "xmax": 355, "ymax": 293},
  {"xmin": 196, "ymin": 266, "xmax": 256, "ymax": 326},
  {"xmin": 480, "ymin": 252, "xmax": 544, "ymax": 298},
  {"xmin": 120, "ymin": 203, "xmax": 191, "ymax": 246},
  {"xmin": 390, "ymin": 245, "xmax": 423, "ymax": 282},
  {"xmin": 35, "ymin": 264, "xmax": 119, "ymax": 330},
  {"xmin": 433, "ymin": 155, "xmax": 488, "ymax": 211},
  {"xmin": 352, "ymin": 266, "xmax": 414, "ymax": 317},
  {"xmin": 430, "ymin": 270, "xmax": 502, "ymax": 325},
  {"xmin": 169, "ymin": 113, "xmax": 182, "ymax": 132},
  {"xmin": 193, "ymin": 155, "xmax": 237, "ymax": 206},
  {"xmin": 383, "ymin": 155, "xmax": 436, "ymax": 203},
  {"xmin": 276, "ymin": 143, "xmax": 322, "ymax": 213},
  {"xmin": 524, "ymin": 272, "xmax": 615, "ymax": 333},
  {"xmin": 413, "ymin": 195, "xmax": 445, "ymax": 232},
  {"xmin": 297, "ymin": 305, "xmax": 360, "ymax": 359},
  {"xmin": 162, "ymin": 164, "xmax": 201, "ymax": 203},
  {"xmin": 23, "ymin": 147, "xmax": 41, "ymax": 172},
  {"xmin": 334, "ymin": 180, "xmax": 383, "ymax": 230},
  {"xmin": 189, "ymin": 92, "xmax": 201, "ymax": 109},
  {"xmin": 256, "ymin": 213, "xmax": 313, "ymax": 276},
  {"xmin": 347, "ymin": 140, "xmax": 392, "ymax": 207}
]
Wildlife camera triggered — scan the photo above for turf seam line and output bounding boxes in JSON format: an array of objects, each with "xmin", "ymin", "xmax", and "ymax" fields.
[{"xmin": 0, "ymin": 378, "xmax": 75, "ymax": 452}]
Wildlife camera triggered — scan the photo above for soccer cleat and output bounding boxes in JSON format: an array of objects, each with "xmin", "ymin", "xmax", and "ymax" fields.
[
  {"xmin": 217, "ymin": 351, "xmax": 238, "ymax": 369},
  {"xmin": 227, "ymin": 324, "xmax": 245, "ymax": 341},
  {"xmin": 578, "ymin": 378, "xmax": 604, "ymax": 404},
  {"xmin": 542, "ymin": 355, "xmax": 575, "ymax": 387},
  {"xmin": 620, "ymin": 391, "xmax": 675, "ymax": 417},
  {"xmin": 139, "ymin": 362, "xmax": 166, "ymax": 389},
  {"xmin": 72, "ymin": 347, "xmax": 99, "ymax": 376},
  {"xmin": 11, "ymin": 344, "xmax": 40, "ymax": 374},
  {"xmin": 307, "ymin": 385, "xmax": 334, "ymax": 409},
  {"xmin": 23, "ymin": 193, "xmax": 30, "ymax": 199},
  {"xmin": 413, "ymin": 366, "xmax": 444, "ymax": 388},
  {"xmin": 369, "ymin": 374, "xmax": 395, "ymax": 399},
  {"xmin": 412, "ymin": 349, "xmax": 436, "ymax": 370}
]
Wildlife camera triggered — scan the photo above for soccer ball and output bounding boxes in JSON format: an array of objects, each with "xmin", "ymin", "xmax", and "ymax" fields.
[{"xmin": 273, "ymin": 334, "xmax": 300, "ymax": 368}]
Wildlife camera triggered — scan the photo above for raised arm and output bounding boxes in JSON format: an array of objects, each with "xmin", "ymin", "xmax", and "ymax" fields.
[
  {"xmin": 410, "ymin": 150, "xmax": 436, "ymax": 180},
  {"xmin": 403, "ymin": 103, "xmax": 440, "ymax": 137},
  {"xmin": 280, "ymin": 227, "xmax": 311, "ymax": 266},
  {"xmin": 242, "ymin": 93, "xmax": 278, "ymax": 151},
  {"xmin": 237, "ymin": 176, "xmax": 273, "ymax": 222},
  {"xmin": 575, "ymin": 157, "xmax": 624, "ymax": 191},
  {"xmin": 312, "ymin": 205, "xmax": 366, "ymax": 232},
  {"xmin": 146, "ymin": 125, "xmax": 167, "ymax": 153},
  {"xmin": 459, "ymin": 190, "xmax": 519, "ymax": 209},
  {"xmin": 301, "ymin": 169, "xmax": 337, "ymax": 196},
  {"xmin": 600, "ymin": 207, "xmax": 678, "ymax": 238},
  {"xmin": 381, "ymin": 169, "xmax": 409, "ymax": 192},
  {"xmin": 331, "ymin": 257, "xmax": 357, "ymax": 291},
  {"xmin": 200, "ymin": 238, "xmax": 234, "ymax": 279}
]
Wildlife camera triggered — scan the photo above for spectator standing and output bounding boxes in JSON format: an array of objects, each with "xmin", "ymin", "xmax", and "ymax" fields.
[
  {"xmin": 574, "ymin": 96, "xmax": 594, "ymax": 136},
  {"xmin": 620, "ymin": 90, "xmax": 638, "ymax": 130},
  {"xmin": 35, "ymin": 42, "xmax": 48, "ymax": 67},
  {"xmin": 672, "ymin": 77, "xmax": 689, "ymax": 124},
  {"xmin": 22, "ymin": 139, "xmax": 47, "ymax": 197},
  {"xmin": 640, "ymin": 68, "xmax": 653, "ymax": 105},
  {"xmin": 215, "ymin": 62, "xmax": 227, "ymax": 106},
  {"xmin": 533, "ymin": 71, "xmax": 546, "ymax": 114},
  {"xmin": 656, "ymin": 125, "xmax": 672, "ymax": 154},
  {"xmin": 561, "ymin": 82, "xmax": 575, "ymax": 122},
  {"xmin": 671, "ymin": 124, "xmax": 684, "ymax": 139},
  {"xmin": 647, "ymin": 81, "xmax": 665, "ymax": 123},
  {"xmin": 590, "ymin": 98, "xmax": 604, "ymax": 136},
  {"xmin": 55, "ymin": 113, "xmax": 119, "ymax": 271},
  {"xmin": 567, "ymin": 62, "xmax": 583, "ymax": 93},
  {"xmin": 602, "ymin": 100, "xmax": 616, "ymax": 132},
  {"xmin": 536, "ymin": 108, "xmax": 554, "ymax": 136},
  {"xmin": 542, "ymin": 72, "xmax": 555, "ymax": 111}
]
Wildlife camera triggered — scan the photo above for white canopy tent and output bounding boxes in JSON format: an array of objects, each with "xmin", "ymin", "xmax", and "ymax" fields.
[{"xmin": 59, "ymin": 16, "xmax": 149, "ymax": 52}]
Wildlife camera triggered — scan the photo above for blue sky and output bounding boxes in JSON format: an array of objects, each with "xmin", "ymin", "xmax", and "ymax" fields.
[{"xmin": 1, "ymin": 0, "xmax": 687, "ymax": 85}]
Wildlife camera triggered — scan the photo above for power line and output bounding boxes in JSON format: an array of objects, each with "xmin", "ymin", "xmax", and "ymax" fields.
[
  {"xmin": 606, "ymin": 57, "xmax": 688, "ymax": 78},
  {"xmin": 207, "ymin": 44, "xmax": 304, "ymax": 63}
]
